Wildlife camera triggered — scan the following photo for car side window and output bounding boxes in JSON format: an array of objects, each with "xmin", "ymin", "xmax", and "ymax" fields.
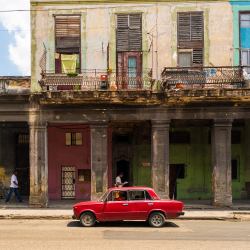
[
  {"xmin": 129, "ymin": 190, "xmax": 146, "ymax": 200},
  {"xmin": 108, "ymin": 191, "xmax": 128, "ymax": 201},
  {"xmin": 145, "ymin": 191, "xmax": 153, "ymax": 200}
]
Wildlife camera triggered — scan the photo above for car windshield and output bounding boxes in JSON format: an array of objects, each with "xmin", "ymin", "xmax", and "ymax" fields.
[{"xmin": 98, "ymin": 191, "xmax": 109, "ymax": 202}]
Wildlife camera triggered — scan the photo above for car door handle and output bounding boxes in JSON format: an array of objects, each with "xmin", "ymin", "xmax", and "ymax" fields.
[
  {"xmin": 148, "ymin": 203, "xmax": 154, "ymax": 206},
  {"xmin": 122, "ymin": 203, "xmax": 128, "ymax": 206}
]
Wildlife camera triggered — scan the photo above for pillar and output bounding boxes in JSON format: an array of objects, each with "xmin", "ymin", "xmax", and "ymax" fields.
[
  {"xmin": 211, "ymin": 119, "xmax": 232, "ymax": 207},
  {"xmin": 29, "ymin": 121, "xmax": 48, "ymax": 207},
  {"xmin": 151, "ymin": 120, "xmax": 170, "ymax": 199},
  {"xmin": 90, "ymin": 123, "xmax": 108, "ymax": 200}
]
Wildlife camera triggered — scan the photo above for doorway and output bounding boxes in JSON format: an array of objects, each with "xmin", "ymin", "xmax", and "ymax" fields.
[
  {"xmin": 117, "ymin": 52, "xmax": 142, "ymax": 89},
  {"xmin": 15, "ymin": 133, "xmax": 30, "ymax": 196},
  {"xmin": 61, "ymin": 166, "xmax": 76, "ymax": 199},
  {"xmin": 169, "ymin": 164, "xmax": 185, "ymax": 199},
  {"xmin": 116, "ymin": 160, "xmax": 130, "ymax": 186}
]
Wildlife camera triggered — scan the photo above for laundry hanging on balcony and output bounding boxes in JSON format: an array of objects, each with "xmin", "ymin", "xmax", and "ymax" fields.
[{"xmin": 61, "ymin": 54, "xmax": 77, "ymax": 74}]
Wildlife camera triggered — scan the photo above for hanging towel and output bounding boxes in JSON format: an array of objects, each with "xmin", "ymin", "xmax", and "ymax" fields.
[{"xmin": 61, "ymin": 54, "xmax": 77, "ymax": 73}]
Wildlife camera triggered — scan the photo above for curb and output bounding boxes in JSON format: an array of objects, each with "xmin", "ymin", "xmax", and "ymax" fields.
[
  {"xmin": 0, "ymin": 215, "xmax": 239, "ymax": 221},
  {"xmin": 0, "ymin": 212, "xmax": 250, "ymax": 221},
  {"xmin": 0, "ymin": 215, "xmax": 72, "ymax": 220}
]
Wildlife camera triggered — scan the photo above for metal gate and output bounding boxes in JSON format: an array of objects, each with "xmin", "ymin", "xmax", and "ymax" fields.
[{"xmin": 61, "ymin": 166, "xmax": 75, "ymax": 199}]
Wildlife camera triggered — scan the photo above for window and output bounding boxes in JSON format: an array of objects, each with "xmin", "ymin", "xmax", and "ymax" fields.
[
  {"xmin": 78, "ymin": 169, "xmax": 91, "ymax": 182},
  {"xmin": 55, "ymin": 15, "xmax": 81, "ymax": 73},
  {"xmin": 178, "ymin": 52, "xmax": 192, "ymax": 67},
  {"xmin": 108, "ymin": 191, "xmax": 128, "ymax": 201},
  {"xmin": 65, "ymin": 132, "xmax": 82, "ymax": 146},
  {"xmin": 116, "ymin": 14, "xmax": 142, "ymax": 52},
  {"xmin": 116, "ymin": 14, "xmax": 142, "ymax": 89},
  {"xmin": 177, "ymin": 12, "xmax": 204, "ymax": 66},
  {"xmin": 240, "ymin": 13, "xmax": 250, "ymax": 71},
  {"xmin": 128, "ymin": 190, "xmax": 153, "ymax": 200},
  {"xmin": 129, "ymin": 190, "xmax": 145, "ymax": 200},
  {"xmin": 232, "ymin": 159, "xmax": 238, "ymax": 180}
]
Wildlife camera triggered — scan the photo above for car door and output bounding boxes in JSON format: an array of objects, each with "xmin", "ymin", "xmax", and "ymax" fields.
[
  {"xmin": 128, "ymin": 190, "xmax": 154, "ymax": 220},
  {"xmin": 102, "ymin": 190, "xmax": 130, "ymax": 221}
]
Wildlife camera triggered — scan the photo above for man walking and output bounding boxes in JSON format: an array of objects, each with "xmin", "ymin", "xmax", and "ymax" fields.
[
  {"xmin": 115, "ymin": 172, "xmax": 128, "ymax": 187},
  {"xmin": 5, "ymin": 170, "xmax": 22, "ymax": 203}
]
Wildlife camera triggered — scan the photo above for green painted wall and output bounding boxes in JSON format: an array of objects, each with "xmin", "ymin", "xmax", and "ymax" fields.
[
  {"xmin": 170, "ymin": 127, "xmax": 212, "ymax": 200},
  {"xmin": 132, "ymin": 144, "xmax": 151, "ymax": 187}
]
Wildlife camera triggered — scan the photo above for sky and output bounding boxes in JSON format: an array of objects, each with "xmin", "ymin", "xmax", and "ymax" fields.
[{"xmin": 0, "ymin": 0, "xmax": 30, "ymax": 76}]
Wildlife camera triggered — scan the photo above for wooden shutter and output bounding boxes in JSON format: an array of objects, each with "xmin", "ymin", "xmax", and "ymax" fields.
[
  {"xmin": 192, "ymin": 49, "xmax": 203, "ymax": 65},
  {"xmin": 178, "ymin": 12, "xmax": 203, "ymax": 65},
  {"xmin": 55, "ymin": 15, "xmax": 81, "ymax": 53},
  {"xmin": 117, "ymin": 14, "xmax": 142, "ymax": 52},
  {"xmin": 178, "ymin": 12, "xmax": 203, "ymax": 46}
]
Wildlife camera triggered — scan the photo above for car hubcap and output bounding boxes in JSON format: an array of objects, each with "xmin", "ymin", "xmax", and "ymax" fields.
[
  {"xmin": 152, "ymin": 215, "xmax": 163, "ymax": 226},
  {"xmin": 82, "ymin": 215, "xmax": 93, "ymax": 225}
]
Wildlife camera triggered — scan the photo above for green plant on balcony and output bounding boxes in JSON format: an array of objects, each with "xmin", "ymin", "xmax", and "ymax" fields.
[{"xmin": 67, "ymin": 72, "xmax": 78, "ymax": 77}]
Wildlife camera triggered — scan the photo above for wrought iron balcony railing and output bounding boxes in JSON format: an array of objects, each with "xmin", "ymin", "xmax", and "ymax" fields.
[
  {"xmin": 39, "ymin": 71, "xmax": 153, "ymax": 91},
  {"xmin": 161, "ymin": 66, "xmax": 250, "ymax": 90}
]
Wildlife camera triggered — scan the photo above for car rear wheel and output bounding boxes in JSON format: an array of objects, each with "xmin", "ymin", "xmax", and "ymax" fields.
[
  {"xmin": 148, "ymin": 212, "xmax": 165, "ymax": 227},
  {"xmin": 80, "ymin": 212, "xmax": 96, "ymax": 227}
]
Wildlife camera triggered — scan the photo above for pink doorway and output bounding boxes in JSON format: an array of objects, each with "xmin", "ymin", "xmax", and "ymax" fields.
[{"xmin": 48, "ymin": 124, "xmax": 91, "ymax": 201}]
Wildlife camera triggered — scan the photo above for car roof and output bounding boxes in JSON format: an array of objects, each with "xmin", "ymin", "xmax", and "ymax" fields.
[{"xmin": 108, "ymin": 186, "xmax": 154, "ymax": 192}]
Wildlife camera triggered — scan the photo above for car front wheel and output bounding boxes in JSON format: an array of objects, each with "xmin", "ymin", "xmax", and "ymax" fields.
[
  {"xmin": 80, "ymin": 212, "xmax": 96, "ymax": 227},
  {"xmin": 148, "ymin": 212, "xmax": 165, "ymax": 227}
]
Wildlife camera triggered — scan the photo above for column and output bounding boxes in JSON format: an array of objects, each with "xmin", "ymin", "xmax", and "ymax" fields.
[
  {"xmin": 211, "ymin": 119, "xmax": 232, "ymax": 207},
  {"xmin": 244, "ymin": 120, "xmax": 250, "ymax": 198},
  {"xmin": 29, "ymin": 121, "xmax": 48, "ymax": 207},
  {"xmin": 90, "ymin": 123, "xmax": 108, "ymax": 200},
  {"xmin": 151, "ymin": 120, "xmax": 170, "ymax": 199}
]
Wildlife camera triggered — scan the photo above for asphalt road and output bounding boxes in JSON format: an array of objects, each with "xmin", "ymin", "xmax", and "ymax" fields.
[{"xmin": 0, "ymin": 219, "xmax": 249, "ymax": 250}]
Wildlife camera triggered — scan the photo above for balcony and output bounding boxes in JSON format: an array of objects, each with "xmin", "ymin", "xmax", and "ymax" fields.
[
  {"xmin": 161, "ymin": 66, "xmax": 250, "ymax": 90},
  {"xmin": 0, "ymin": 77, "xmax": 30, "ymax": 94},
  {"xmin": 39, "ymin": 70, "xmax": 153, "ymax": 92}
]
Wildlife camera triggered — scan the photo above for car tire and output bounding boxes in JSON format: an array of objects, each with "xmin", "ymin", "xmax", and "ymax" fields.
[
  {"xmin": 148, "ymin": 212, "xmax": 165, "ymax": 227},
  {"xmin": 80, "ymin": 212, "xmax": 96, "ymax": 227}
]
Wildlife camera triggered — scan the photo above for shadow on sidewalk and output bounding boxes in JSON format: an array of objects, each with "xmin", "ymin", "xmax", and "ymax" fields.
[{"xmin": 67, "ymin": 220, "xmax": 179, "ymax": 228}]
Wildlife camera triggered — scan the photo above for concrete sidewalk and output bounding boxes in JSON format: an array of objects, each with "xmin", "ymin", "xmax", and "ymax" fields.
[{"xmin": 0, "ymin": 208, "xmax": 250, "ymax": 221}]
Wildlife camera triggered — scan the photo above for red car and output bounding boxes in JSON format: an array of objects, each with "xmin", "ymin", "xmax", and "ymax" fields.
[{"xmin": 72, "ymin": 187, "xmax": 184, "ymax": 227}]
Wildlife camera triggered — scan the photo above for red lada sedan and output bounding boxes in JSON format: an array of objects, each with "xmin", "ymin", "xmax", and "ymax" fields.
[{"xmin": 73, "ymin": 187, "xmax": 184, "ymax": 227}]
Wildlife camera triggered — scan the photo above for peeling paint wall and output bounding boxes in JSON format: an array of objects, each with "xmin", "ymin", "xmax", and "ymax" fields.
[
  {"xmin": 31, "ymin": 1, "xmax": 234, "ymax": 91},
  {"xmin": 169, "ymin": 127, "xmax": 212, "ymax": 200}
]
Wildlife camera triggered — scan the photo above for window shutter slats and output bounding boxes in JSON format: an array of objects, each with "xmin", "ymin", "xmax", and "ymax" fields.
[
  {"xmin": 192, "ymin": 49, "xmax": 203, "ymax": 65},
  {"xmin": 117, "ymin": 15, "xmax": 129, "ymax": 29},
  {"xmin": 129, "ymin": 14, "xmax": 141, "ymax": 29},
  {"xmin": 178, "ymin": 14, "xmax": 191, "ymax": 41},
  {"xmin": 55, "ymin": 16, "xmax": 81, "ymax": 52},
  {"xmin": 129, "ymin": 28, "xmax": 142, "ymax": 51},
  {"xmin": 178, "ymin": 12, "xmax": 203, "ymax": 66},
  {"xmin": 117, "ymin": 14, "xmax": 142, "ymax": 52},
  {"xmin": 191, "ymin": 14, "xmax": 203, "ymax": 41},
  {"xmin": 178, "ymin": 12, "xmax": 203, "ymax": 45},
  {"xmin": 116, "ymin": 29, "xmax": 129, "ymax": 52}
]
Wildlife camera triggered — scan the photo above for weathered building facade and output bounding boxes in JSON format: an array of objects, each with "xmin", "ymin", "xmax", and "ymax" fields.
[
  {"xmin": 10, "ymin": 0, "xmax": 248, "ymax": 207},
  {"xmin": 0, "ymin": 77, "xmax": 30, "ymax": 199}
]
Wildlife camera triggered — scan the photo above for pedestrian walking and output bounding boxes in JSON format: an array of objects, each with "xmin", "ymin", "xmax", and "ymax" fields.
[{"xmin": 5, "ymin": 170, "xmax": 22, "ymax": 203}]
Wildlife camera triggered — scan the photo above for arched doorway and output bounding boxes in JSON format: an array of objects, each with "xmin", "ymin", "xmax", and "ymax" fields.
[{"xmin": 116, "ymin": 159, "xmax": 130, "ymax": 186}]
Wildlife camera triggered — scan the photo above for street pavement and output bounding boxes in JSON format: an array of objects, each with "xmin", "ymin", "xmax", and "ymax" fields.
[{"xmin": 0, "ymin": 219, "xmax": 249, "ymax": 250}]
